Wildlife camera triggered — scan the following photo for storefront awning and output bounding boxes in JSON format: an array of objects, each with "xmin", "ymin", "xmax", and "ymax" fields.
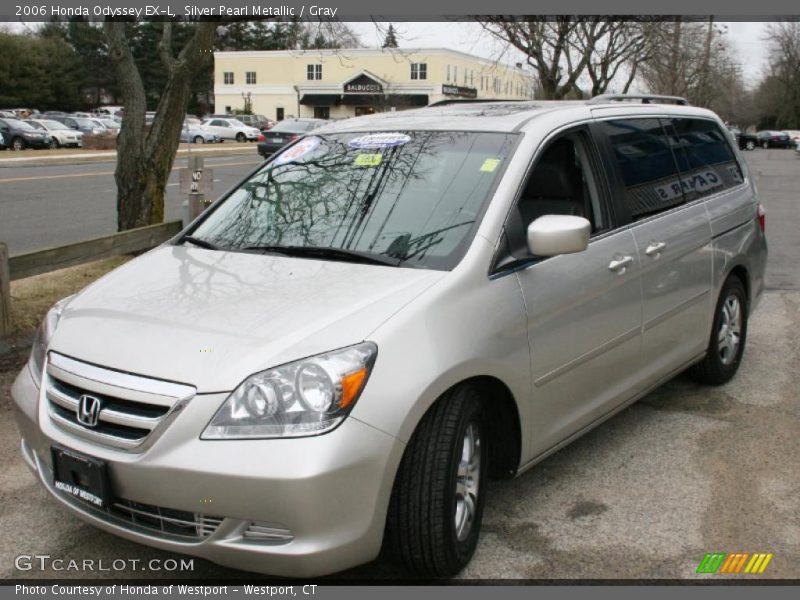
[{"xmin": 299, "ymin": 94, "xmax": 342, "ymax": 106}]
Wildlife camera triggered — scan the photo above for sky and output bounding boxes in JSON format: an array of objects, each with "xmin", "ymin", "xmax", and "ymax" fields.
[{"xmin": 349, "ymin": 21, "xmax": 771, "ymax": 88}]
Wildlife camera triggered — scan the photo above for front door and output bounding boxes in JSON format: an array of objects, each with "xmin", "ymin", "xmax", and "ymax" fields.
[{"xmin": 512, "ymin": 128, "xmax": 644, "ymax": 455}]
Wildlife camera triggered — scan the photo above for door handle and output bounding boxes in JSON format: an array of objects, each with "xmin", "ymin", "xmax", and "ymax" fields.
[
  {"xmin": 608, "ymin": 255, "xmax": 634, "ymax": 274},
  {"xmin": 645, "ymin": 241, "xmax": 667, "ymax": 257}
]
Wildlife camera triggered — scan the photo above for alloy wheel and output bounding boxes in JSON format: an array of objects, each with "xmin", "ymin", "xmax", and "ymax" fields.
[
  {"xmin": 718, "ymin": 294, "xmax": 742, "ymax": 366},
  {"xmin": 454, "ymin": 421, "xmax": 481, "ymax": 542}
]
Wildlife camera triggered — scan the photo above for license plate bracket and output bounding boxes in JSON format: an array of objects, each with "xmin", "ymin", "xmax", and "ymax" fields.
[{"xmin": 51, "ymin": 446, "xmax": 112, "ymax": 509}]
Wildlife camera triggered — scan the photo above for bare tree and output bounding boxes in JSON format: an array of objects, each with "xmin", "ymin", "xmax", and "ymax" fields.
[
  {"xmin": 757, "ymin": 20, "xmax": 800, "ymax": 128},
  {"xmin": 476, "ymin": 17, "xmax": 649, "ymax": 99},
  {"xmin": 104, "ymin": 21, "xmax": 218, "ymax": 230}
]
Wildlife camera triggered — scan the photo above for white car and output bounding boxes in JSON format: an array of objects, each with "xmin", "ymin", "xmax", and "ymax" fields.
[
  {"xmin": 25, "ymin": 119, "xmax": 83, "ymax": 148},
  {"xmin": 201, "ymin": 117, "xmax": 260, "ymax": 142}
]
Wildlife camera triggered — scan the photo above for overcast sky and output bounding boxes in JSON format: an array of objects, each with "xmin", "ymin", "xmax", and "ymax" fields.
[{"xmin": 349, "ymin": 21, "xmax": 771, "ymax": 87}]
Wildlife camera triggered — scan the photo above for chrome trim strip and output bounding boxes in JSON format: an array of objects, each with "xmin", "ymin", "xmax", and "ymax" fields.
[
  {"xmin": 48, "ymin": 410, "xmax": 144, "ymax": 450},
  {"xmin": 643, "ymin": 289, "xmax": 711, "ymax": 332},
  {"xmin": 534, "ymin": 326, "xmax": 640, "ymax": 387},
  {"xmin": 48, "ymin": 352, "xmax": 195, "ymax": 400}
]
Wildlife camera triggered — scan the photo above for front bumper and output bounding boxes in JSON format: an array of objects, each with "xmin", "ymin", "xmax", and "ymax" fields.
[{"xmin": 11, "ymin": 363, "xmax": 404, "ymax": 577}]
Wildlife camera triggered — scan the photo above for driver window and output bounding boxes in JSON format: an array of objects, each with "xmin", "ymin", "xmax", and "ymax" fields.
[{"xmin": 516, "ymin": 132, "xmax": 607, "ymax": 235}]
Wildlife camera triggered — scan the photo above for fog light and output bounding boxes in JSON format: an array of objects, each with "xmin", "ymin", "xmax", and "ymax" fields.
[{"xmin": 242, "ymin": 521, "xmax": 293, "ymax": 544}]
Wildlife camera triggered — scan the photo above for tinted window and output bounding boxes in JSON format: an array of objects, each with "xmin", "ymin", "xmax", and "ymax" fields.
[
  {"xmin": 666, "ymin": 118, "xmax": 744, "ymax": 201},
  {"xmin": 190, "ymin": 131, "xmax": 518, "ymax": 270},
  {"xmin": 600, "ymin": 118, "xmax": 684, "ymax": 219}
]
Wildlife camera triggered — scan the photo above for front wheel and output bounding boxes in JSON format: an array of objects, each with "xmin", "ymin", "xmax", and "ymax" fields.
[
  {"xmin": 194, "ymin": 135, "xmax": 205, "ymax": 144},
  {"xmin": 11, "ymin": 137, "xmax": 25, "ymax": 151},
  {"xmin": 762, "ymin": 141, "xmax": 769, "ymax": 149},
  {"xmin": 745, "ymin": 140, "xmax": 755, "ymax": 151},
  {"xmin": 689, "ymin": 276, "xmax": 748, "ymax": 385},
  {"xmin": 235, "ymin": 132, "xmax": 246, "ymax": 143},
  {"xmin": 385, "ymin": 384, "xmax": 487, "ymax": 577}
]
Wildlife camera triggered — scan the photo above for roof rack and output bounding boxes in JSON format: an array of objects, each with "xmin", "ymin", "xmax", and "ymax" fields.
[
  {"xmin": 427, "ymin": 98, "xmax": 525, "ymax": 107},
  {"xmin": 587, "ymin": 94, "xmax": 690, "ymax": 106}
]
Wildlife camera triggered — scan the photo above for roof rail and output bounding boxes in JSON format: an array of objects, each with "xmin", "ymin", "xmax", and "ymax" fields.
[
  {"xmin": 427, "ymin": 98, "xmax": 525, "ymax": 107},
  {"xmin": 587, "ymin": 94, "xmax": 690, "ymax": 106}
]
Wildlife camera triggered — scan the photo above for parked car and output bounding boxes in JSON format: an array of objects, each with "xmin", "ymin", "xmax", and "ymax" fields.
[
  {"xmin": 11, "ymin": 96, "xmax": 767, "ymax": 578},
  {"xmin": 93, "ymin": 118, "xmax": 120, "ymax": 133},
  {"xmin": 727, "ymin": 127, "xmax": 758, "ymax": 151},
  {"xmin": 236, "ymin": 114, "xmax": 274, "ymax": 130},
  {"xmin": 180, "ymin": 119, "xmax": 219, "ymax": 144},
  {"xmin": 0, "ymin": 131, "xmax": 6, "ymax": 150},
  {"xmin": 25, "ymin": 119, "xmax": 83, "ymax": 148},
  {"xmin": 782, "ymin": 130, "xmax": 800, "ymax": 145},
  {"xmin": 0, "ymin": 110, "xmax": 17, "ymax": 118},
  {"xmin": 257, "ymin": 118, "xmax": 326, "ymax": 158},
  {"xmin": 48, "ymin": 116, "xmax": 106, "ymax": 136},
  {"xmin": 0, "ymin": 117, "xmax": 52, "ymax": 150},
  {"xmin": 201, "ymin": 117, "xmax": 261, "ymax": 142},
  {"xmin": 756, "ymin": 130, "xmax": 792, "ymax": 149}
]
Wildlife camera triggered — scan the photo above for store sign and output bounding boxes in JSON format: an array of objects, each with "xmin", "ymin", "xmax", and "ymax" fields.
[
  {"xmin": 442, "ymin": 85, "xmax": 478, "ymax": 99},
  {"xmin": 344, "ymin": 74, "xmax": 384, "ymax": 94}
]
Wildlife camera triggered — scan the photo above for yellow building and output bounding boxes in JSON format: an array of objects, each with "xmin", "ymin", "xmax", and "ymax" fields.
[{"xmin": 213, "ymin": 48, "xmax": 533, "ymax": 121}]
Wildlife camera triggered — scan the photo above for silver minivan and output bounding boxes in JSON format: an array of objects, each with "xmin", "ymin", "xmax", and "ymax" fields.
[{"xmin": 12, "ymin": 96, "xmax": 767, "ymax": 577}]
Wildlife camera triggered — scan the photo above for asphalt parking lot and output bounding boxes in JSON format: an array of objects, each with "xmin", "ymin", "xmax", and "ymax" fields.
[{"xmin": 1, "ymin": 150, "xmax": 798, "ymax": 581}]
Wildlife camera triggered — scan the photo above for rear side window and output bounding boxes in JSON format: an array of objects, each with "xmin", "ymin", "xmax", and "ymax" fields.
[
  {"xmin": 598, "ymin": 118, "xmax": 684, "ymax": 220},
  {"xmin": 665, "ymin": 118, "xmax": 744, "ymax": 201}
]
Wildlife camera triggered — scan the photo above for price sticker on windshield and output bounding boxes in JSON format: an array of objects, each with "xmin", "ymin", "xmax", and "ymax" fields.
[
  {"xmin": 353, "ymin": 153, "xmax": 383, "ymax": 167},
  {"xmin": 480, "ymin": 158, "xmax": 501, "ymax": 173},
  {"xmin": 273, "ymin": 136, "xmax": 321, "ymax": 165}
]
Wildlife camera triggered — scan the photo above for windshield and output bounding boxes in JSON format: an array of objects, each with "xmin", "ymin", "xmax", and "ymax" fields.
[
  {"xmin": 73, "ymin": 118, "xmax": 96, "ymax": 127},
  {"xmin": 40, "ymin": 120, "xmax": 66, "ymax": 130},
  {"xmin": 228, "ymin": 119, "xmax": 247, "ymax": 127},
  {"xmin": 189, "ymin": 130, "xmax": 517, "ymax": 270},
  {"xmin": 185, "ymin": 118, "xmax": 202, "ymax": 127},
  {"xmin": 7, "ymin": 119, "xmax": 36, "ymax": 131}
]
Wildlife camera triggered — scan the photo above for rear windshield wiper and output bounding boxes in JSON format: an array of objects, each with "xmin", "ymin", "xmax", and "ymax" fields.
[
  {"xmin": 241, "ymin": 245, "xmax": 404, "ymax": 267},
  {"xmin": 182, "ymin": 235, "xmax": 220, "ymax": 250}
]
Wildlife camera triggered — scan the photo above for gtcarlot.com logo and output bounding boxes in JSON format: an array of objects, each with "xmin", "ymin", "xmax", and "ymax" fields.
[{"xmin": 696, "ymin": 552, "xmax": 774, "ymax": 574}]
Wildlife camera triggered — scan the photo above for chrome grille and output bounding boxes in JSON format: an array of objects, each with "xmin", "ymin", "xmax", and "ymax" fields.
[
  {"xmin": 45, "ymin": 352, "xmax": 195, "ymax": 452},
  {"xmin": 111, "ymin": 499, "xmax": 223, "ymax": 539}
]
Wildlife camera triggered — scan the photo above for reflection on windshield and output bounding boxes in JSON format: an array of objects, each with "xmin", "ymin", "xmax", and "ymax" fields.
[{"xmin": 189, "ymin": 130, "xmax": 517, "ymax": 270}]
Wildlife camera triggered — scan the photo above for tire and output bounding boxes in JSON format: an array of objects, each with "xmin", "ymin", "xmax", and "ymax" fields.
[
  {"xmin": 235, "ymin": 132, "xmax": 246, "ymax": 143},
  {"xmin": 11, "ymin": 137, "xmax": 25, "ymax": 151},
  {"xmin": 385, "ymin": 383, "xmax": 487, "ymax": 577},
  {"xmin": 745, "ymin": 140, "xmax": 755, "ymax": 151},
  {"xmin": 689, "ymin": 276, "xmax": 748, "ymax": 385},
  {"xmin": 194, "ymin": 135, "xmax": 205, "ymax": 144},
  {"xmin": 51, "ymin": 138, "xmax": 60, "ymax": 149},
  {"xmin": 762, "ymin": 141, "xmax": 769, "ymax": 149}
]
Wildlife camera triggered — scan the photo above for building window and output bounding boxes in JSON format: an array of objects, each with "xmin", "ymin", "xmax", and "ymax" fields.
[
  {"xmin": 410, "ymin": 63, "xmax": 427, "ymax": 80},
  {"xmin": 276, "ymin": 107, "xmax": 284, "ymax": 121},
  {"xmin": 453, "ymin": 65, "xmax": 458, "ymax": 83},
  {"xmin": 470, "ymin": 71, "xmax": 474, "ymax": 86},
  {"xmin": 314, "ymin": 106, "xmax": 330, "ymax": 119},
  {"xmin": 245, "ymin": 71, "xmax": 256, "ymax": 85},
  {"xmin": 223, "ymin": 72, "xmax": 234, "ymax": 85},
  {"xmin": 446, "ymin": 64, "xmax": 451, "ymax": 82},
  {"xmin": 307, "ymin": 64, "xmax": 322, "ymax": 80}
]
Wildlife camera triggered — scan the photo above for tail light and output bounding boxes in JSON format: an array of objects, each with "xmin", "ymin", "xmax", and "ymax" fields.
[
  {"xmin": 257, "ymin": 133, "xmax": 265, "ymax": 142},
  {"xmin": 757, "ymin": 203, "xmax": 766, "ymax": 232}
]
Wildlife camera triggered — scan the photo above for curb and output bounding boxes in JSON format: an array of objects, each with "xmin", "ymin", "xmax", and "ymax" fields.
[{"xmin": 0, "ymin": 144, "xmax": 258, "ymax": 168}]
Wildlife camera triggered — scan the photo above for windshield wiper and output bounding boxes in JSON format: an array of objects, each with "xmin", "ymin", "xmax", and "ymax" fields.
[
  {"xmin": 182, "ymin": 235, "xmax": 220, "ymax": 250},
  {"xmin": 240, "ymin": 245, "xmax": 404, "ymax": 267}
]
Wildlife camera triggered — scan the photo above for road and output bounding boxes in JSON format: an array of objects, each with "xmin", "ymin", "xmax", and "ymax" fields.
[
  {"xmin": 0, "ymin": 152, "xmax": 264, "ymax": 255},
  {"xmin": 1, "ymin": 150, "xmax": 798, "ymax": 580}
]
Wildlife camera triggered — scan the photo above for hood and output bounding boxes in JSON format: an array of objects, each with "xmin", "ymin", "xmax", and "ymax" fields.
[{"xmin": 51, "ymin": 246, "xmax": 444, "ymax": 392}]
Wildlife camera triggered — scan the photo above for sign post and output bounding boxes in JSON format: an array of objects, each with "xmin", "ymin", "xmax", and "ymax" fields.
[{"xmin": 180, "ymin": 155, "xmax": 213, "ymax": 225}]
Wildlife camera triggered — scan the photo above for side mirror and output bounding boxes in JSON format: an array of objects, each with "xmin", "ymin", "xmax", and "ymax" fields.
[{"xmin": 527, "ymin": 215, "xmax": 591, "ymax": 257}]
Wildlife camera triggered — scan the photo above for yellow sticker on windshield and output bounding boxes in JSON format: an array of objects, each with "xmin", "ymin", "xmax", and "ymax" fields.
[
  {"xmin": 354, "ymin": 153, "xmax": 383, "ymax": 167},
  {"xmin": 480, "ymin": 158, "xmax": 501, "ymax": 173}
]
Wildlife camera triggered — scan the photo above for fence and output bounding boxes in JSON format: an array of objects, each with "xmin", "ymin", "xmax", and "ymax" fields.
[{"xmin": 0, "ymin": 221, "xmax": 183, "ymax": 337}]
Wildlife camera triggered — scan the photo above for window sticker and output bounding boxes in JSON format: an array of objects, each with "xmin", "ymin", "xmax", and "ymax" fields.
[
  {"xmin": 272, "ymin": 136, "xmax": 321, "ymax": 165},
  {"xmin": 348, "ymin": 133, "xmax": 411, "ymax": 149},
  {"xmin": 353, "ymin": 153, "xmax": 383, "ymax": 167},
  {"xmin": 480, "ymin": 158, "xmax": 501, "ymax": 173}
]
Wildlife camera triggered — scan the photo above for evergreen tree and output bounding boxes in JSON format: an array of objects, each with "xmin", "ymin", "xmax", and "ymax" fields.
[{"xmin": 382, "ymin": 25, "xmax": 399, "ymax": 48}]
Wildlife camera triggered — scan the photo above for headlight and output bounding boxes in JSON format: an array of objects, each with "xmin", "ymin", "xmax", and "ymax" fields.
[
  {"xmin": 30, "ymin": 295, "xmax": 74, "ymax": 382},
  {"xmin": 202, "ymin": 342, "xmax": 377, "ymax": 439}
]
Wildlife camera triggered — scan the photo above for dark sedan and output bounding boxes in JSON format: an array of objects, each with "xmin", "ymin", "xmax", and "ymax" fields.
[
  {"xmin": 756, "ymin": 130, "xmax": 793, "ymax": 149},
  {"xmin": 257, "ymin": 118, "xmax": 326, "ymax": 158},
  {"xmin": 0, "ymin": 117, "xmax": 52, "ymax": 150},
  {"xmin": 728, "ymin": 127, "xmax": 758, "ymax": 151}
]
